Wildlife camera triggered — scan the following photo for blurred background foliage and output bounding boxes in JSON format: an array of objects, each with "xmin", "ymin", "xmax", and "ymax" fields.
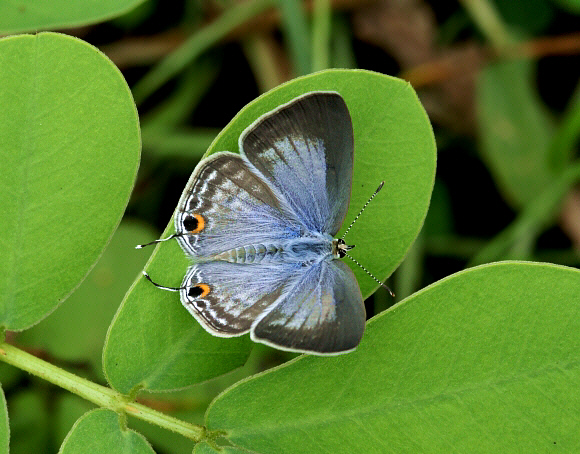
[{"xmin": 1, "ymin": 0, "xmax": 579, "ymax": 452}]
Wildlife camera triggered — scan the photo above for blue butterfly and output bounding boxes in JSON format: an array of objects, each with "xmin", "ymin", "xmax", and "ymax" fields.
[{"xmin": 147, "ymin": 92, "xmax": 385, "ymax": 355}]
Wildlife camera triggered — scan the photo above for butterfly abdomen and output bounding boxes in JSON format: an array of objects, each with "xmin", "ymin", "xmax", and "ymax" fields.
[
  {"xmin": 212, "ymin": 243, "xmax": 284, "ymax": 264},
  {"xmin": 211, "ymin": 234, "xmax": 334, "ymax": 266}
]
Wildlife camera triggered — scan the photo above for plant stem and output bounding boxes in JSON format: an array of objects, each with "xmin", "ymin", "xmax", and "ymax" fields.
[
  {"xmin": 459, "ymin": 0, "xmax": 513, "ymax": 52},
  {"xmin": 0, "ymin": 342, "xmax": 206, "ymax": 441},
  {"xmin": 312, "ymin": 0, "xmax": 331, "ymax": 72},
  {"xmin": 242, "ymin": 34, "xmax": 285, "ymax": 92},
  {"xmin": 277, "ymin": 0, "xmax": 312, "ymax": 76}
]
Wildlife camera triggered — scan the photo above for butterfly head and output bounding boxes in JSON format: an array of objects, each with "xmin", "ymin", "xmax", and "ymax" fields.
[{"xmin": 333, "ymin": 238, "xmax": 355, "ymax": 259}]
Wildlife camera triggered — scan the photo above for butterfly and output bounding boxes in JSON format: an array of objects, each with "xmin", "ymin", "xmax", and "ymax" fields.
[{"xmin": 144, "ymin": 91, "xmax": 388, "ymax": 355}]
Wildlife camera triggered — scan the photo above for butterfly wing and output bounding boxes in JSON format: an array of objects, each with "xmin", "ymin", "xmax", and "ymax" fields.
[
  {"xmin": 173, "ymin": 92, "xmax": 364, "ymax": 354},
  {"xmin": 240, "ymin": 91, "xmax": 354, "ymax": 236},
  {"xmin": 175, "ymin": 151, "xmax": 304, "ymax": 258},
  {"xmin": 182, "ymin": 259, "xmax": 365, "ymax": 354},
  {"xmin": 180, "ymin": 261, "xmax": 296, "ymax": 336},
  {"xmin": 252, "ymin": 260, "xmax": 365, "ymax": 354}
]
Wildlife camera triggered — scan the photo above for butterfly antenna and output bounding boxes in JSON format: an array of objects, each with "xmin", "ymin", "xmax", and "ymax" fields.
[
  {"xmin": 135, "ymin": 233, "xmax": 181, "ymax": 249},
  {"xmin": 341, "ymin": 181, "xmax": 385, "ymax": 240},
  {"xmin": 142, "ymin": 271, "xmax": 183, "ymax": 292},
  {"xmin": 343, "ymin": 252, "xmax": 395, "ymax": 297}
]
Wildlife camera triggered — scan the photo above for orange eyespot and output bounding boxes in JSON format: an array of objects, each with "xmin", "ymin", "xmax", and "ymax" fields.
[
  {"xmin": 183, "ymin": 213, "xmax": 205, "ymax": 233},
  {"xmin": 188, "ymin": 283, "xmax": 211, "ymax": 299},
  {"xmin": 197, "ymin": 283, "xmax": 211, "ymax": 297}
]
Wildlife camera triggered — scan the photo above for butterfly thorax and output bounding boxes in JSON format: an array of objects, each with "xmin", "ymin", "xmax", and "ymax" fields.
[{"xmin": 209, "ymin": 233, "xmax": 337, "ymax": 266}]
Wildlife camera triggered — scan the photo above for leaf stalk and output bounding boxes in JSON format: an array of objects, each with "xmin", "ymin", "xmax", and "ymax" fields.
[{"xmin": 0, "ymin": 342, "xmax": 206, "ymax": 442}]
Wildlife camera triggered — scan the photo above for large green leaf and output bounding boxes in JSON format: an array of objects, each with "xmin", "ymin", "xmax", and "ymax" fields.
[
  {"xmin": 477, "ymin": 59, "xmax": 555, "ymax": 208},
  {"xmin": 0, "ymin": 386, "xmax": 7, "ymax": 454},
  {"xmin": 103, "ymin": 243, "xmax": 253, "ymax": 394},
  {"xmin": 104, "ymin": 69, "xmax": 436, "ymax": 393},
  {"xmin": 16, "ymin": 222, "xmax": 156, "ymax": 380},
  {"xmin": 0, "ymin": 32, "xmax": 140, "ymax": 330},
  {"xmin": 206, "ymin": 262, "xmax": 580, "ymax": 453},
  {"xmin": 0, "ymin": 0, "xmax": 146, "ymax": 34},
  {"xmin": 59, "ymin": 409, "xmax": 154, "ymax": 454}
]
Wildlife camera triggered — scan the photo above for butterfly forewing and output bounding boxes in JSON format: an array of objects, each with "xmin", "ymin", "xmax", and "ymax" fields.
[
  {"xmin": 175, "ymin": 152, "xmax": 304, "ymax": 258},
  {"xmin": 240, "ymin": 91, "xmax": 354, "ymax": 236}
]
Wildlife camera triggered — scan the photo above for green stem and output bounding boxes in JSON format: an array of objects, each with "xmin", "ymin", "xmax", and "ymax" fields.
[
  {"xmin": 311, "ymin": 0, "xmax": 331, "ymax": 72},
  {"xmin": 0, "ymin": 342, "xmax": 206, "ymax": 442},
  {"xmin": 242, "ymin": 34, "xmax": 285, "ymax": 92},
  {"xmin": 132, "ymin": 0, "xmax": 276, "ymax": 105},
  {"xmin": 277, "ymin": 0, "xmax": 312, "ymax": 76},
  {"xmin": 459, "ymin": 0, "xmax": 513, "ymax": 52},
  {"xmin": 395, "ymin": 231, "xmax": 424, "ymax": 300}
]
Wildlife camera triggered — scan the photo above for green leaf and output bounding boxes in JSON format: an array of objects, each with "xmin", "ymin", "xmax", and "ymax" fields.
[
  {"xmin": 477, "ymin": 59, "xmax": 555, "ymax": 207},
  {"xmin": 105, "ymin": 69, "xmax": 436, "ymax": 393},
  {"xmin": 0, "ymin": 386, "xmax": 8, "ymax": 454},
  {"xmin": 17, "ymin": 222, "xmax": 156, "ymax": 380},
  {"xmin": 0, "ymin": 32, "xmax": 140, "ymax": 331},
  {"xmin": 103, "ymin": 248, "xmax": 253, "ymax": 393},
  {"xmin": 206, "ymin": 262, "xmax": 580, "ymax": 453},
  {"xmin": 0, "ymin": 0, "xmax": 146, "ymax": 34},
  {"xmin": 59, "ymin": 409, "xmax": 154, "ymax": 454},
  {"xmin": 54, "ymin": 395, "xmax": 95, "ymax": 448}
]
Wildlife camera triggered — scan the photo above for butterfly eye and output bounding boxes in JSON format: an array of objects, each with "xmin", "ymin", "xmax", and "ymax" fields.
[
  {"xmin": 188, "ymin": 283, "xmax": 211, "ymax": 299},
  {"xmin": 183, "ymin": 214, "xmax": 205, "ymax": 233}
]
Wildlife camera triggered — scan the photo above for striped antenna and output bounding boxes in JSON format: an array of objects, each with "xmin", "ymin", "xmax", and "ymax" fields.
[
  {"xmin": 142, "ymin": 271, "xmax": 183, "ymax": 292},
  {"xmin": 344, "ymin": 253, "xmax": 395, "ymax": 297},
  {"xmin": 341, "ymin": 181, "xmax": 384, "ymax": 240},
  {"xmin": 135, "ymin": 233, "xmax": 182, "ymax": 249}
]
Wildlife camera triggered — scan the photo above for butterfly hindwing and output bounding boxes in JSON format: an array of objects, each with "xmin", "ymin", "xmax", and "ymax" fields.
[
  {"xmin": 240, "ymin": 91, "xmax": 354, "ymax": 236},
  {"xmin": 181, "ymin": 259, "xmax": 365, "ymax": 355},
  {"xmin": 180, "ymin": 261, "xmax": 297, "ymax": 336},
  {"xmin": 252, "ymin": 260, "xmax": 365, "ymax": 354}
]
